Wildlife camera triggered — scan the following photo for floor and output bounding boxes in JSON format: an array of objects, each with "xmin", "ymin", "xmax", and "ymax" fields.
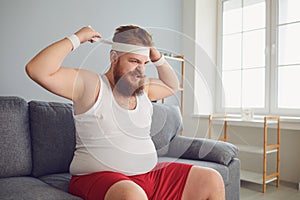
[{"xmin": 240, "ymin": 181, "xmax": 300, "ymax": 200}]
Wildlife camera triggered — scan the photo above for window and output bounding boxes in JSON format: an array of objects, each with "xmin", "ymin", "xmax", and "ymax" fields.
[
  {"xmin": 217, "ymin": 0, "xmax": 300, "ymax": 116},
  {"xmin": 276, "ymin": 0, "xmax": 300, "ymax": 114}
]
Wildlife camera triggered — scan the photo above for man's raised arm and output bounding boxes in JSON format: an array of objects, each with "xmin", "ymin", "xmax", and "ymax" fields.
[
  {"xmin": 146, "ymin": 47, "xmax": 179, "ymax": 101},
  {"xmin": 25, "ymin": 26, "xmax": 101, "ymax": 101}
]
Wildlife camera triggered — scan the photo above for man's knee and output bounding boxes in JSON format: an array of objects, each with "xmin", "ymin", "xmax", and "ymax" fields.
[
  {"xmin": 182, "ymin": 166, "xmax": 225, "ymax": 200},
  {"xmin": 207, "ymin": 168, "xmax": 225, "ymax": 188},
  {"xmin": 104, "ymin": 180, "xmax": 148, "ymax": 200},
  {"xmin": 197, "ymin": 167, "xmax": 224, "ymax": 190}
]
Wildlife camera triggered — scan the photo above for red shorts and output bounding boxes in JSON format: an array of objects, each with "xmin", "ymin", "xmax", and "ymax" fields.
[{"xmin": 69, "ymin": 162, "xmax": 193, "ymax": 200}]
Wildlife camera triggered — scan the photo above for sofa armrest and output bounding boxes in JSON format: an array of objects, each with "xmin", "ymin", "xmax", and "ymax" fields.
[{"xmin": 166, "ymin": 135, "xmax": 238, "ymax": 166}]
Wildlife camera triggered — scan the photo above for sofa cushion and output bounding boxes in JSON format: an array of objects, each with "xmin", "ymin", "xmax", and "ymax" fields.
[
  {"xmin": 0, "ymin": 177, "xmax": 82, "ymax": 200},
  {"xmin": 150, "ymin": 103, "xmax": 183, "ymax": 156},
  {"xmin": 0, "ymin": 96, "xmax": 32, "ymax": 177},
  {"xmin": 39, "ymin": 173, "xmax": 72, "ymax": 192},
  {"xmin": 167, "ymin": 135, "xmax": 238, "ymax": 166},
  {"xmin": 29, "ymin": 101, "xmax": 76, "ymax": 177}
]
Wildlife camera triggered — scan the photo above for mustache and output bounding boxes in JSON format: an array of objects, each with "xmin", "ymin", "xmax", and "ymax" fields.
[{"xmin": 129, "ymin": 69, "xmax": 145, "ymax": 78}]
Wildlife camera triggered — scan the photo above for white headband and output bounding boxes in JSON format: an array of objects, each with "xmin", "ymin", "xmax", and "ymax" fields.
[
  {"xmin": 112, "ymin": 42, "xmax": 150, "ymax": 56},
  {"xmin": 92, "ymin": 38, "xmax": 150, "ymax": 56}
]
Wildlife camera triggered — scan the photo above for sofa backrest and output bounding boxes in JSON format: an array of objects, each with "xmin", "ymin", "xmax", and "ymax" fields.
[
  {"xmin": 150, "ymin": 103, "xmax": 183, "ymax": 156},
  {"xmin": 29, "ymin": 100, "xmax": 76, "ymax": 177},
  {"xmin": 0, "ymin": 96, "xmax": 183, "ymax": 178},
  {"xmin": 0, "ymin": 96, "xmax": 32, "ymax": 178}
]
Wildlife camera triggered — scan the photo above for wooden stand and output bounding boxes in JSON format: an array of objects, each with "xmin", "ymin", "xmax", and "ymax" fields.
[{"xmin": 209, "ymin": 114, "xmax": 280, "ymax": 193}]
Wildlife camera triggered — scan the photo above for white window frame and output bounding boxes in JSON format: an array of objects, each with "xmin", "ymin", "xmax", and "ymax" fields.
[
  {"xmin": 271, "ymin": 0, "xmax": 300, "ymax": 116},
  {"xmin": 216, "ymin": 0, "xmax": 300, "ymax": 117}
]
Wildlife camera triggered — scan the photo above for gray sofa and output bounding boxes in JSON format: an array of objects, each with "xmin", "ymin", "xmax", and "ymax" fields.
[{"xmin": 0, "ymin": 96, "xmax": 240, "ymax": 200}]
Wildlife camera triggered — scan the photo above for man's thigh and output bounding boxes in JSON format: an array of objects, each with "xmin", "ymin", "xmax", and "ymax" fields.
[
  {"xmin": 69, "ymin": 171, "xmax": 131, "ymax": 200},
  {"xmin": 142, "ymin": 162, "xmax": 193, "ymax": 200}
]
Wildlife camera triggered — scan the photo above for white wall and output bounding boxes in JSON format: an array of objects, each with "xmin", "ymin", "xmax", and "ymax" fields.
[
  {"xmin": 194, "ymin": 0, "xmax": 217, "ymax": 115},
  {"xmin": 182, "ymin": 0, "xmax": 218, "ymax": 138},
  {"xmin": 0, "ymin": 0, "xmax": 182, "ymax": 102}
]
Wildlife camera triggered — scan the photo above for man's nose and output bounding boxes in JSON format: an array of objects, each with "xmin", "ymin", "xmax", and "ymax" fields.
[{"xmin": 136, "ymin": 64, "xmax": 145, "ymax": 72}]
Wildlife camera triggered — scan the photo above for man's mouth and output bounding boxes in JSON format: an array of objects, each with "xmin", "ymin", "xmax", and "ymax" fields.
[{"xmin": 132, "ymin": 72, "xmax": 144, "ymax": 79}]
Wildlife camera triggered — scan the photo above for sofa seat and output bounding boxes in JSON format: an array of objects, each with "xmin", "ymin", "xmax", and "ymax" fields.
[
  {"xmin": 0, "ymin": 176, "xmax": 81, "ymax": 200},
  {"xmin": 39, "ymin": 159, "xmax": 234, "ymax": 191},
  {"xmin": 39, "ymin": 173, "xmax": 73, "ymax": 193},
  {"xmin": 40, "ymin": 158, "xmax": 232, "ymax": 191}
]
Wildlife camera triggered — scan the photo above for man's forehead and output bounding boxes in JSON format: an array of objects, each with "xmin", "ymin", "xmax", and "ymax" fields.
[{"xmin": 124, "ymin": 53, "xmax": 150, "ymax": 62}]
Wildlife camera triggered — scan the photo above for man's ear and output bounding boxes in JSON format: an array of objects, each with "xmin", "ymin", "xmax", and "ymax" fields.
[{"xmin": 110, "ymin": 51, "xmax": 118, "ymax": 63}]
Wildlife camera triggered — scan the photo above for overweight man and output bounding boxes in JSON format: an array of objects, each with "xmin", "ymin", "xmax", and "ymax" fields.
[{"xmin": 26, "ymin": 25, "xmax": 225, "ymax": 200}]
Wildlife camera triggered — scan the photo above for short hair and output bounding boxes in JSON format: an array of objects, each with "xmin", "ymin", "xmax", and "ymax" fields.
[{"xmin": 112, "ymin": 25, "xmax": 153, "ymax": 47}]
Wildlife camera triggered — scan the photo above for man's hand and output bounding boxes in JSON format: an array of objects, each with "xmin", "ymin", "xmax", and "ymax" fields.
[
  {"xmin": 74, "ymin": 26, "xmax": 101, "ymax": 44},
  {"xmin": 150, "ymin": 47, "xmax": 162, "ymax": 62}
]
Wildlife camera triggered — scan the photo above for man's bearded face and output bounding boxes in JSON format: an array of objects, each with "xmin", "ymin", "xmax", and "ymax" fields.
[{"xmin": 113, "ymin": 59, "xmax": 145, "ymax": 97}]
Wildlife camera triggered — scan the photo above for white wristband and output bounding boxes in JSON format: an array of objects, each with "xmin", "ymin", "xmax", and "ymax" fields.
[
  {"xmin": 66, "ymin": 34, "xmax": 80, "ymax": 50},
  {"xmin": 152, "ymin": 54, "xmax": 165, "ymax": 67}
]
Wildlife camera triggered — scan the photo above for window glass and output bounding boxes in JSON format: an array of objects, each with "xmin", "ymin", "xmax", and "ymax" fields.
[
  {"xmin": 243, "ymin": 0, "xmax": 266, "ymax": 31},
  {"xmin": 222, "ymin": 70, "xmax": 241, "ymax": 108},
  {"xmin": 278, "ymin": 65, "xmax": 300, "ymax": 108},
  {"xmin": 222, "ymin": 34, "xmax": 242, "ymax": 70},
  {"xmin": 278, "ymin": 23, "xmax": 300, "ymax": 65},
  {"xmin": 277, "ymin": 0, "xmax": 300, "ymax": 112},
  {"xmin": 242, "ymin": 68, "xmax": 265, "ymax": 108},
  {"xmin": 279, "ymin": 0, "xmax": 300, "ymax": 24},
  {"xmin": 221, "ymin": 0, "xmax": 266, "ymax": 111},
  {"xmin": 242, "ymin": 29, "xmax": 266, "ymax": 68},
  {"xmin": 223, "ymin": 0, "xmax": 242, "ymax": 34}
]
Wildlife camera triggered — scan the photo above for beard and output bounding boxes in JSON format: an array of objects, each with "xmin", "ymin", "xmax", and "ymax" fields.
[{"xmin": 113, "ymin": 60, "xmax": 145, "ymax": 97}]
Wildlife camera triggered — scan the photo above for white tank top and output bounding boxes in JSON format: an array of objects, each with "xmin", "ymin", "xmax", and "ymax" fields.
[{"xmin": 69, "ymin": 75, "xmax": 157, "ymax": 176}]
